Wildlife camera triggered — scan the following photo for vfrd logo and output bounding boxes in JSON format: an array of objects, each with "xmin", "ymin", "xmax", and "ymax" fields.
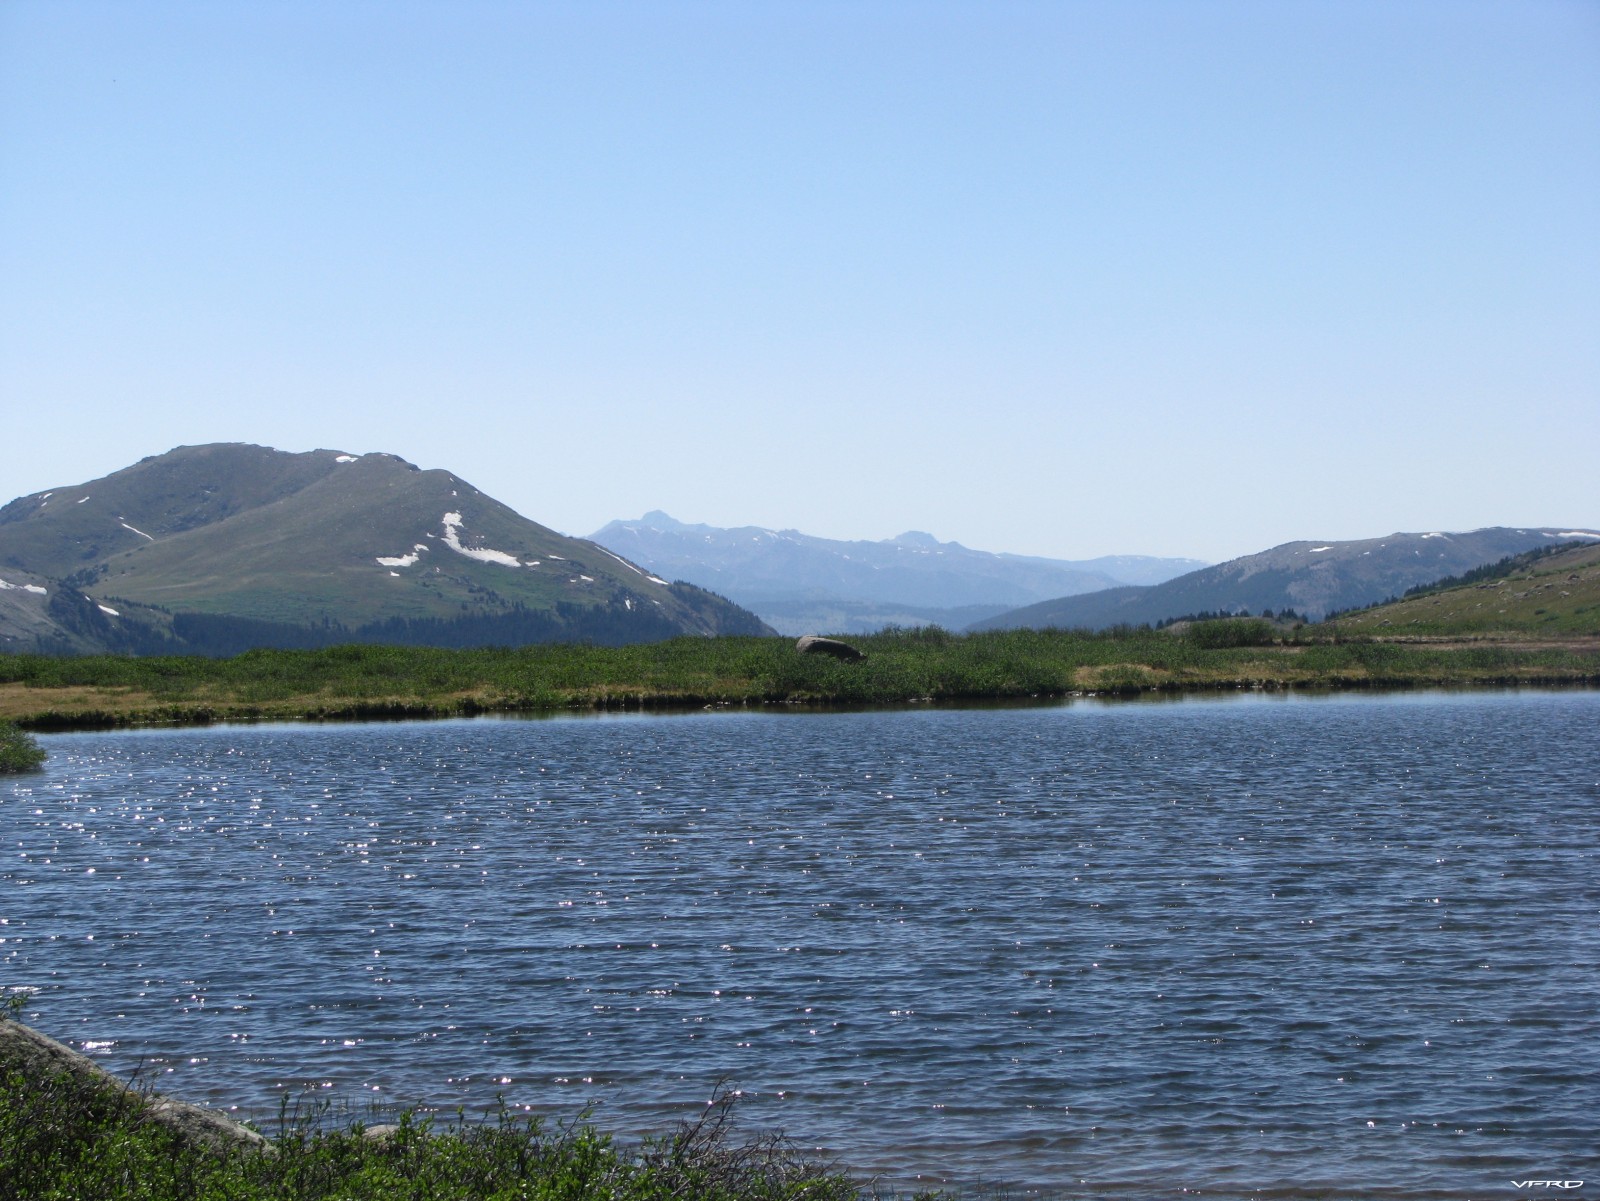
[{"xmin": 1512, "ymin": 1183, "xmax": 1583, "ymax": 1191}]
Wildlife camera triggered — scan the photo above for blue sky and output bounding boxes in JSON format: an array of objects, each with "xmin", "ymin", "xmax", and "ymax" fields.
[{"xmin": 4, "ymin": 0, "xmax": 1596, "ymax": 562}]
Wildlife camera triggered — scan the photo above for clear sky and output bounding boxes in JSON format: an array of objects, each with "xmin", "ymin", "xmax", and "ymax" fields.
[{"xmin": 4, "ymin": 0, "xmax": 1596, "ymax": 563}]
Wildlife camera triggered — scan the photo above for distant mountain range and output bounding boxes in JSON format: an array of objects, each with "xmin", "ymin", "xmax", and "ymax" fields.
[
  {"xmin": 7, "ymin": 447, "xmax": 1589, "ymax": 656},
  {"xmin": 0, "ymin": 444, "xmax": 771, "ymax": 654},
  {"xmin": 588, "ymin": 511, "xmax": 1208, "ymax": 635},
  {"xmin": 970, "ymin": 527, "xmax": 1600, "ymax": 631}
]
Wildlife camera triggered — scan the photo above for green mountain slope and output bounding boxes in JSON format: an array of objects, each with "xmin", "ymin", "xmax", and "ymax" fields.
[
  {"xmin": 969, "ymin": 528, "xmax": 1600, "ymax": 630},
  {"xmin": 0, "ymin": 565, "xmax": 177, "ymax": 655},
  {"xmin": 1325, "ymin": 541, "xmax": 1600, "ymax": 636},
  {"xmin": 0, "ymin": 443, "xmax": 343, "ymax": 575},
  {"xmin": 0, "ymin": 445, "xmax": 771, "ymax": 653}
]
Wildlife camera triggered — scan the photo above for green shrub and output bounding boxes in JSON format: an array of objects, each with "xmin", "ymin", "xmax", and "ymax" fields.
[
  {"xmin": 0, "ymin": 1075, "xmax": 861, "ymax": 1201},
  {"xmin": 1186, "ymin": 618, "xmax": 1277, "ymax": 649},
  {"xmin": 0, "ymin": 721, "xmax": 45, "ymax": 773}
]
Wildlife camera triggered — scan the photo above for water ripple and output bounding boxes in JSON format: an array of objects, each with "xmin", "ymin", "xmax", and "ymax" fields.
[{"xmin": 3, "ymin": 689, "xmax": 1597, "ymax": 1197}]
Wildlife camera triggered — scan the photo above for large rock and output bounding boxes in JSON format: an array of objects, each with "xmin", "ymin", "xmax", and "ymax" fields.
[
  {"xmin": 0, "ymin": 1018, "xmax": 270, "ymax": 1156},
  {"xmin": 795, "ymin": 635, "xmax": 865, "ymax": 662}
]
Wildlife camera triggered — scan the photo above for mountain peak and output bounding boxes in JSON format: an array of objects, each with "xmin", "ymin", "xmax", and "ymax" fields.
[
  {"xmin": 0, "ymin": 446, "xmax": 773, "ymax": 652},
  {"xmin": 638, "ymin": 510, "xmax": 688, "ymax": 530},
  {"xmin": 585, "ymin": 513, "xmax": 1207, "ymax": 633}
]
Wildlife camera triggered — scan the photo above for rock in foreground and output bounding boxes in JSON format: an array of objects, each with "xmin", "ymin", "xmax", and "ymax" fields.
[
  {"xmin": 795, "ymin": 635, "xmax": 865, "ymax": 661},
  {"xmin": 0, "ymin": 1019, "xmax": 268, "ymax": 1156}
]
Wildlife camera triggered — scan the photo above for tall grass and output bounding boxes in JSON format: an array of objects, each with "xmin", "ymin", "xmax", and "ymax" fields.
[{"xmin": 0, "ymin": 1070, "xmax": 862, "ymax": 1201}]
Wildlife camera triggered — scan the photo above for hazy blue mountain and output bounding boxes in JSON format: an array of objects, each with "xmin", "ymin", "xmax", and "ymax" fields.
[
  {"xmin": 970, "ymin": 527, "xmax": 1600, "ymax": 631},
  {"xmin": 588, "ymin": 511, "xmax": 1208, "ymax": 635},
  {"xmin": 0, "ymin": 445, "xmax": 771, "ymax": 653}
]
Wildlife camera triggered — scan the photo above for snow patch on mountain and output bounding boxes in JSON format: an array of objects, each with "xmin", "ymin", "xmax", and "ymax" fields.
[
  {"xmin": 119, "ymin": 520, "xmax": 154, "ymax": 541},
  {"xmin": 593, "ymin": 545, "xmax": 669, "ymax": 585},
  {"xmin": 377, "ymin": 544, "xmax": 429, "ymax": 568},
  {"xmin": 591, "ymin": 544, "xmax": 668, "ymax": 583},
  {"xmin": 0, "ymin": 577, "xmax": 47, "ymax": 595},
  {"xmin": 441, "ymin": 512, "xmax": 522, "ymax": 567}
]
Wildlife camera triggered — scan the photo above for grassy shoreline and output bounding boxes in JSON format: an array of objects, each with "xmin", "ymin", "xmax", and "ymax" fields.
[
  {"xmin": 3, "ymin": 626, "xmax": 1597, "ymax": 730},
  {"xmin": 2, "ymin": 1017, "xmax": 863, "ymax": 1201}
]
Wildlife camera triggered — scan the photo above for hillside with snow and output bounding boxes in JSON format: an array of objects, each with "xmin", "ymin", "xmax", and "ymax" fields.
[{"xmin": 0, "ymin": 444, "xmax": 771, "ymax": 654}]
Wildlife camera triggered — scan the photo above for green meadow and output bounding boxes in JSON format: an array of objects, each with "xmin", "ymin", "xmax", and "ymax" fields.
[{"xmin": 3, "ymin": 623, "xmax": 1596, "ymax": 730}]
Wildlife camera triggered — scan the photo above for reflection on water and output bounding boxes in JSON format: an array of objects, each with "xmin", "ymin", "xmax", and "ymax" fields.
[{"xmin": 4, "ymin": 690, "xmax": 1598, "ymax": 1197}]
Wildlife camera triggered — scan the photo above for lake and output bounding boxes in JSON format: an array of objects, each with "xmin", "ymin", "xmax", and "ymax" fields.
[{"xmin": 4, "ymin": 690, "xmax": 1597, "ymax": 1198}]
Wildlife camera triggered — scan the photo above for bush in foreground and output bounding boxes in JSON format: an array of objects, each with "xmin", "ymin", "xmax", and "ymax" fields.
[
  {"xmin": 0, "ymin": 721, "xmax": 45, "ymax": 773},
  {"xmin": 0, "ymin": 1069, "xmax": 863, "ymax": 1201}
]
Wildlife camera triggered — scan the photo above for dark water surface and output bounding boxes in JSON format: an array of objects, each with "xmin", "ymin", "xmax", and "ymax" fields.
[{"xmin": 4, "ymin": 690, "xmax": 1597, "ymax": 1198}]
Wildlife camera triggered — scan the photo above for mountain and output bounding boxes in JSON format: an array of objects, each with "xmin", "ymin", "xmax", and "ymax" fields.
[
  {"xmin": 587, "ymin": 511, "xmax": 1207, "ymax": 635},
  {"xmin": 1323, "ymin": 540, "xmax": 1600, "ymax": 636},
  {"xmin": 0, "ymin": 444, "xmax": 771, "ymax": 654},
  {"xmin": 0, "ymin": 566, "xmax": 182, "ymax": 656},
  {"xmin": 969, "ymin": 527, "xmax": 1600, "ymax": 631}
]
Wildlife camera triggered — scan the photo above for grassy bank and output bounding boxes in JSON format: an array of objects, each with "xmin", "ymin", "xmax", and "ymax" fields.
[
  {"xmin": 0, "ymin": 1067, "xmax": 860, "ymax": 1201},
  {"xmin": 2, "ymin": 624, "xmax": 1597, "ymax": 728}
]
